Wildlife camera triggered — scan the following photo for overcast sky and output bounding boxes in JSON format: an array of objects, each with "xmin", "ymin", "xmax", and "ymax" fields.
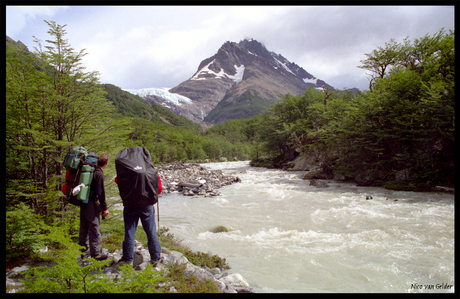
[{"xmin": 5, "ymin": 5, "xmax": 455, "ymax": 91}]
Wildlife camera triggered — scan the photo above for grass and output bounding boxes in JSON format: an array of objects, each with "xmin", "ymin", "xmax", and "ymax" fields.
[{"xmin": 165, "ymin": 263, "xmax": 221, "ymax": 293}]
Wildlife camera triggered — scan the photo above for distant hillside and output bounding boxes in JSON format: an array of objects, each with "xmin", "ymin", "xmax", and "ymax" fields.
[{"xmin": 101, "ymin": 84, "xmax": 201, "ymax": 129}]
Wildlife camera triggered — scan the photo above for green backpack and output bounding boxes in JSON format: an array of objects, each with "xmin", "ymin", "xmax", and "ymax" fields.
[
  {"xmin": 62, "ymin": 146, "xmax": 95, "ymax": 206},
  {"xmin": 63, "ymin": 146, "xmax": 88, "ymax": 171}
]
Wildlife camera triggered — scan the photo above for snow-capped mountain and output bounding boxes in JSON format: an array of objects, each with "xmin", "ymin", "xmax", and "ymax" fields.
[{"xmin": 134, "ymin": 39, "xmax": 337, "ymax": 124}]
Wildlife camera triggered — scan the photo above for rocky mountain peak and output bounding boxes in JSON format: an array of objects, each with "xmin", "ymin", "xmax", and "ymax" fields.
[
  {"xmin": 238, "ymin": 38, "xmax": 271, "ymax": 59},
  {"xmin": 129, "ymin": 38, "xmax": 342, "ymax": 124}
]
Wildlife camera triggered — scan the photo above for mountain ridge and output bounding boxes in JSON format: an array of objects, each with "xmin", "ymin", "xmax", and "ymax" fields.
[{"xmin": 127, "ymin": 38, "xmax": 355, "ymax": 124}]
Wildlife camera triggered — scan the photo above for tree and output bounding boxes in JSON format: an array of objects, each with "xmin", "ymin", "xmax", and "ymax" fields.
[
  {"xmin": 342, "ymin": 29, "xmax": 454, "ymax": 186},
  {"xmin": 358, "ymin": 39, "xmax": 401, "ymax": 90},
  {"xmin": 6, "ymin": 20, "xmax": 114, "ymax": 214},
  {"xmin": 33, "ymin": 21, "xmax": 114, "ymax": 182}
]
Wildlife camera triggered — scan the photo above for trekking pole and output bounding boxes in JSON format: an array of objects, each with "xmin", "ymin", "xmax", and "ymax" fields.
[{"xmin": 157, "ymin": 198, "xmax": 160, "ymax": 236}]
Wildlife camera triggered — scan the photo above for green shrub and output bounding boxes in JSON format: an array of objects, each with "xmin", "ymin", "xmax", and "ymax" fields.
[
  {"xmin": 19, "ymin": 222, "xmax": 169, "ymax": 293},
  {"xmin": 21, "ymin": 225, "xmax": 111, "ymax": 293},
  {"xmin": 6, "ymin": 202, "xmax": 46, "ymax": 260},
  {"xmin": 165, "ymin": 263, "xmax": 221, "ymax": 293},
  {"xmin": 91, "ymin": 264, "xmax": 168, "ymax": 293},
  {"xmin": 185, "ymin": 250, "xmax": 230, "ymax": 270}
]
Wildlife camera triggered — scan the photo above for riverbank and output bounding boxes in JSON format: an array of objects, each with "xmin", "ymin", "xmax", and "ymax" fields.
[
  {"xmin": 6, "ymin": 162, "xmax": 251, "ymax": 294},
  {"xmin": 251, "ymin": 155, "xmax": 455, "ymax": 193}
]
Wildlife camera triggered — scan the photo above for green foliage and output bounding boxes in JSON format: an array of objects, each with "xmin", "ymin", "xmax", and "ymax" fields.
[
  {"xmin": 165, "ymin": 263, "xmax": 221, "ymax": 293},
  {"xmin": 253, "ymin": 29, "xmax": 454, "ymax": 188},
  {"xmin": 20, "ymin": 224, "xmax": 168, "ymax": 293},
  {"xmin": 18, "ymin": 220, "xmax": 103, "ymax": 293},
  {"xmin": 91, "ymin": 264, "xmax": 168, "ymax": 293},
  {"xmin": 6, "ymin": 20, "xmax": 115, "ymax": 213},
  {"xmin": 16, "ymin": 220, "xmax": 224, "ymax": 293},
  {"xmin": 6, "ymin": 203, "xmax": 46, "ymax": 260},
  {"xmin": 253, "ymin": 88, "xmax": 332, "ymax": 164},
  {"xmin": 116, "ymin": 109, "xmax": 255, "ymax": 164},
  {"xmin": 185, "ymin": 250, "xmax": 231, "ymax": 270}
]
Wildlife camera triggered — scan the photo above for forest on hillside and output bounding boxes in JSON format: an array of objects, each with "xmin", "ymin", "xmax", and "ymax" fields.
[{"xmin": 6, "ymin": 20, "xmax": 454, "ymax": 279}]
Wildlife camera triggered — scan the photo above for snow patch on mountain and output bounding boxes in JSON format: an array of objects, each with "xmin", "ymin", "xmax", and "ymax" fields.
[
  {"xmin": 191, "ymin": 60, "xmax": 214, "ymax": 81},
  {"xmin": 227, "ymin": 65, "xmax": 245, "ymax": 83},
  {"xmin": 191, "ymin": 60, "xmax": 245, "ymax": 83},
  {"xmin": 273, "ymin": 57, "xmax": 296, "ymax": 76},
  {"xmin": 303, "ymin": 77, "xmax": 318, "ymax": 84},
  {"xmin": 124, "ymin": 87, "xmax": 192, "ymax": 106}
]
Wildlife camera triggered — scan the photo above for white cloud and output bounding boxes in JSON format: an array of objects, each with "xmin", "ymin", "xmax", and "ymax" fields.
[
  {"xmin": 6, "ymin": 5, "xmax": 455, "ymax": 90},
  {"xmin": 6, "ymin": 6, "xmax": 68, "ymax": 36}
]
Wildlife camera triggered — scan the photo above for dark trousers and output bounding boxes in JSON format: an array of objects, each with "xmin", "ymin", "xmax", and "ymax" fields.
[{"xmin": 78, "ymin": 201, "xmax": 101, "ymax": 257}]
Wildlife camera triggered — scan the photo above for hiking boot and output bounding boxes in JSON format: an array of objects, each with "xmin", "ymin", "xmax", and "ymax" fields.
[
  {"xmin": 150, "ymin": 257, "xmax": 164, "ymax": 268},
  {"xmin": 150, "ymin": 259, "xmax": 161, "ymax": 267},
  {"xmin": 117, "ymin": 258, "xmax": 133, "ymax": 265},
  {"xmin": 80, "ymin": 246, "xmax": 89, "ymax": 259},
  {"xmin": 92, "ymin": 253, "xmax": 108, "ymax": 261},
  {"xmin": 115, "ymin": 259, "xmax": 133, "ymax": 270}
]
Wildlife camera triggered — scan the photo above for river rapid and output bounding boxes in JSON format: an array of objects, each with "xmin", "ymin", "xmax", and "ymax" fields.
[{"xmin": 157, "ymin": 161, "xmax": 454, "ymax": 293}]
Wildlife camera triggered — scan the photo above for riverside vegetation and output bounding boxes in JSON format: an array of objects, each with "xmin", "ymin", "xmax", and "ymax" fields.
[
  {"xmin": 252, "ymin": 28, "xmax": 454, "ymax": 192},
  {"xmin": 6, "ymin": 21, "xmax": 454, "ymax": 293}
]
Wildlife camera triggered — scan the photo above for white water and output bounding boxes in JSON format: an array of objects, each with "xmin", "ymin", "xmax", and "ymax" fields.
[{"xmin": 158, "ymin": 161, "xmax": 455, "ymax": 293}]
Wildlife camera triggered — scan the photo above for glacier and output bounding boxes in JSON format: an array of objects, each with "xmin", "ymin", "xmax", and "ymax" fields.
[{"xmin": 123, "ymin": 87, "xmax": 192, "ymax": 106}]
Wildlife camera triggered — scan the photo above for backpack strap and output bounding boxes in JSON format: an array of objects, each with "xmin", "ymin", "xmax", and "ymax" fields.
[{"xmin": 66, "ymin": 164, "xmax": 82, "ymax": 202}]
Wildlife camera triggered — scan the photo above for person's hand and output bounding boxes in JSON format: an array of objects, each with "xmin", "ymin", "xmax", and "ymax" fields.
[{"xmin": 102, "ymin": 210, "xmax": 109, "ymax": 218}]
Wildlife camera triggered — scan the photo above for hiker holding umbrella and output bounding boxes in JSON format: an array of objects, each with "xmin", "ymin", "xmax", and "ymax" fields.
[{"xmin": 114, "ymin": 147, "xmax": 163, "ymax": 267}]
